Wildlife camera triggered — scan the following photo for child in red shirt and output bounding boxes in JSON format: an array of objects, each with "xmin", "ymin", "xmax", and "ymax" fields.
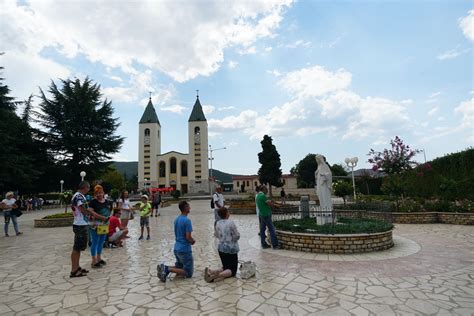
[{"xmin": 109, "ymin": 209, "xmax": 129, "ymax": 246}]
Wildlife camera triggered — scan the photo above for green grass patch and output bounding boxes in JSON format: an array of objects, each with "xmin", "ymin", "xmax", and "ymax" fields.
[
  {"xmin": 43, "ymin": 212, "xmax": 74, "ymax": 219},
  {"xmin": 274, "ymin": 217, "xmax": 393, "ymax": 234}
]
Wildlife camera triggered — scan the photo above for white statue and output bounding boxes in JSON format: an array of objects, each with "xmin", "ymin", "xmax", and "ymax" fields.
[{"xmin": 315, "ymin": 154, "xmax": 333, "ymax": 210}]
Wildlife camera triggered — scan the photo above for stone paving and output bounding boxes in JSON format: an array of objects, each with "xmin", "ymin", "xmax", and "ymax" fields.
[{"xmin": 0, "ymin": 199, "xmax": 473, "ymax": 315}]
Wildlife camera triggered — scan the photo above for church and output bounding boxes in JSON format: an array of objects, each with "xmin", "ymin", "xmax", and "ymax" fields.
[{"xmin": 138, "ymin": 94, "xmax": 210, "ymax": 194}]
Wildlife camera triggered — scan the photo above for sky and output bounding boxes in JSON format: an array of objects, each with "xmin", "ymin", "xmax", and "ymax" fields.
[{"xmin": 1, "ymin": 0, "xmax": 473, "ymax": 175}]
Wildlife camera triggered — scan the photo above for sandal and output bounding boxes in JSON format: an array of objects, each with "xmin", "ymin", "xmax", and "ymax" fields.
[
  {"xmin": 91, "ymin": 262, "xmax": 102, "ymax": 268},
  {"xmin": 99, "ymin": 259, "xmax": 106, "ymax": 265},
  {"xmin": 78, "ymin": 267, "xmax": 89, "ymax": 273},
  {"xmin": 70, "ymin": 268, "xmax": 87, "ymax": 278}
]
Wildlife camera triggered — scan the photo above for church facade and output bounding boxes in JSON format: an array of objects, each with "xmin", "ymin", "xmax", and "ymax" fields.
[{"xmin": 138, "ymin": 95, "xmax": 210, "ymax": 194}]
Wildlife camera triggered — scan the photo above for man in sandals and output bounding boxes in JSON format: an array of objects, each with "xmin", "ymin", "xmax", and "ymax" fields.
[{"xmin": 70, "ymin": 181, "xmax": 108, "ymax": 277}]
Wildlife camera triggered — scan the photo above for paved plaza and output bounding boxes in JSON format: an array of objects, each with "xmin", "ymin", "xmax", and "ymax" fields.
[{"xmin": 0, "ymin": 199, "xmax": 473, "ymax": 315}]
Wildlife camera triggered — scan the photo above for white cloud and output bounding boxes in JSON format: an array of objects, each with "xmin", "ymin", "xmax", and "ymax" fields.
[
  {"xmin": 202, "ymin": 105, "xmax": 216, "ymax": 114},
  {"xmin": 237, "ymin": 46, "xmax": 257, "ymax": 55},
  {"xmin": 228, "ymin": 61, "xmax": 238, "ymax": 69},
  {"xmin": 212, "ymin": 65, "xmax": 409, "ymax": 141},
  {"xmin": 437, "ymin": 47, "xmax": 470, "ymax": 60},
  {"xmin": 266, "ymin": 69, "xmax": 283, "ymax": 77},
  {"xmin": 285, "ymin": 39, "xmax": 311, "ymax": 48},
  {"xmin": 278, "ymin": 65, "xmax": 352, "ymax": 98},
  {"xmin": 218, "ymin": 106, "xmax": 236, "ymax": 111},
  {"xmin": 455, "ymin": 98, "xmax": 474, "ymax": 128},
  {"xmin": 429, "ymin": 92, "xmax": 441, "ymax": 98},
  {"xmin": 102, "ymin": 71, "xmax": 175, "ymax": 105},
  {"xmin": 401, "ymin": 99, "xmax": 413, "ymax": 105},
  {"xmin": 428, "ymin": 107, "xmax": 439, "ymax": 117},
  {"xmin": 264, "ymin": 46, "xmax": 273, "ymax": 52},
  {"xmin": 1, "ymin": 0, "xmax": 294, "ymax": 83},
  {"xmin": 161, "ymin": 104, "xmax": 187, "ymax": 114},
  {"xmin": 459, "ymin": 10, "xmax": 474, "ymax": 41}
]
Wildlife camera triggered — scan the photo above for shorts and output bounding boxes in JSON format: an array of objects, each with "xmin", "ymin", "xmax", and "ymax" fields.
[
  {"xmin": 73, "ymin": 225, "xmax": 88, "ymax": 251},
  {"xmin": 218, "ymin": 251, "xmax": 238, "ymax": 276},
  {"xmin": 152, "ymin": 202, "xmax": 160, "ymax": 209},
  {"xmin": 174, "ymin": 250, "xmax": 193, "ymax": 278},
  {"xmin": 120, "ymin": 210, "xmax": 131, "ymax": 220},
  {"xmin": 214, "ymin": 209, "xmax": 222, "ymax": 222},
  {"xmin": 140, "ymin": 216, "xmax": 149, "ymax": 227},
  {"xmin": 109, "ymin": 230, "xmax": 124, "ymax": 242}
]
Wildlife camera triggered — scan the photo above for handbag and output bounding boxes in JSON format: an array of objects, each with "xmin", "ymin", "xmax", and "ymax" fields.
[
  {"xmin": 239, "ymin": 261, "xmax": 256, "ymax": 279},
  {"xmin": 96, "ymin": 224, "xmax": 109, "ymax": 235},
  {"xmin": 11, "ymin": 209, "xmax": 23, "ymax": 217}
]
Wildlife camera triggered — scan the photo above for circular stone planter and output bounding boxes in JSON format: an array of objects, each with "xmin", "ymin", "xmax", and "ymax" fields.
[
  {"xmin": 275, "ymin": 230, "xmax": 394, "ymax": 254},
  {"xmin": 34, "ymin": 217, "xmax": 74, "ymax": 228}
]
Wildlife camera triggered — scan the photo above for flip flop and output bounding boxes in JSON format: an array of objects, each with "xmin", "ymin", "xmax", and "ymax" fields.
[{"xmin": 70, "ymin": 268, "xmax": 87, "ymax": 278}]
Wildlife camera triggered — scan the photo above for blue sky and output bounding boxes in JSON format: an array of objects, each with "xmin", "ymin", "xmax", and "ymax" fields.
[{"xmin": 1, "ymin": 0, "xmax": 473, "ymax": 175}]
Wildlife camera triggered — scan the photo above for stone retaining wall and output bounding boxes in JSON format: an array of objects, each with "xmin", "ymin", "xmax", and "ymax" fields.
[
  {"xmin": 276, "ymin": 230, "xmax": 394, "ymax": 254},
  {"xmin": 228, "ymin": 200, "xmax": 256, "ymax": 215},
  {"xmin": 335, "ymin": 210, "xmax": 473, "ymax": 225},
  {"xmin": 34, "ymin": 217, "xmax": 74, "ymax": 228}
]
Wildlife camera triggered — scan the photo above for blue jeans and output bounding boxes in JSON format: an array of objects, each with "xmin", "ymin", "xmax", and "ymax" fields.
[
  {"xmin": 90, "ymin": 228, "xmax": 107, "ymax": 257},
  {"xmin": 174, "ymin": 250, "xmax": 194, "ymax": 278},
  {"xmin": 259, "ymin": 216, "xmax": 278, "ymax": 248},
  {"xmin": 4, "ymin": 211, "xmax": 19, "ymax": 235}
]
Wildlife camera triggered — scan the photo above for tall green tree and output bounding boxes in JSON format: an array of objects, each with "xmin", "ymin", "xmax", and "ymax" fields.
[
  {"xmin": 257, "ymin": 135, "xmax": 282, "ymax": 196},
  {"xmin": 0, "ymin": 66, "xmax": 42, "ymax": 193},
  {"xmin": 290, "ymin": 153, "xmax": 347, "ymax": 188},
  {"xmin": 38, "ymin": 77, "xmax": 124, "ymax": 187}
]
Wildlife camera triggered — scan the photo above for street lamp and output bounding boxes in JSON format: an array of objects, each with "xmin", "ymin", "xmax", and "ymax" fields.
[
  {"xmin": 345, "ymin": 157, "xmax": 358, "ymax": 202},
  {"xmin": 208, "ymin": 145, "xmax": 226, "ymax": 191},
  {"xmin": 60, "ymin": 180, "xmax": 64, "ymax": 209},
  {"xmin": 144, "ymin": 178, "xmax": 148, "ymax": 193},
  {"xmin": 420, "ymin": 149, "xmax": 427, "ymax": 163},
  {"xmin": 80, "ymin": 171, "xmax": 86, "ymax": 181}
]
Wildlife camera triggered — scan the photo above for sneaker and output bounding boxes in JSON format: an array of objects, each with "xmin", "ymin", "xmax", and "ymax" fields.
[
  {"xmin": 5, "ymin": 234, "xmax": 9, "ymax": 237},
  {"xmin": 273, "ymin": 245, "xmax": 282, "ymax": 250},
  {"xmin": 146, "ymin": 235, "xmax": 150, "ymax": 240},
  {"xmin": 16, "ymin": 232, "xmax": 23, "ymax": 236},
  {"xmin": 138, "ymin": 236, "xmax": 144, "ymax": 240},
  {"xmin": 261, "ymin": 243, "xmax": 271, "ymax": 249},
  {"xmin": 157, "ymin": 263, "xmax": 169, "ymax": 282}
]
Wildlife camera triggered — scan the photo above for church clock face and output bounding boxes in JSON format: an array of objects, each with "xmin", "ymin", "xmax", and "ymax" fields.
[
  {"xmin": 144, "ymin": 135, "xmax": 150, "ymax": 145},
  {"xmin": 194, "ymin": 133, "xmax": 200, "ymax": 144}
]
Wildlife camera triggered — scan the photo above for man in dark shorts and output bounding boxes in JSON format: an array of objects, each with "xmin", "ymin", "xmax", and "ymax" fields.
[{"xmin": 70, "ymin": 181, "xmax": 91, "ymax": 278}]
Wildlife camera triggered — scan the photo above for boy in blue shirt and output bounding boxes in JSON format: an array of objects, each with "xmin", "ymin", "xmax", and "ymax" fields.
[{"xmin": 157, "ymin": 201, "xmax": 195, "ymax": 282}]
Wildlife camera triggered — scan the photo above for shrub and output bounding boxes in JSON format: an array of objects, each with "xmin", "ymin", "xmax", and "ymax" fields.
[
  {"xmin": 397, "ymin": 199, "xmax": 423, "ymax": 213},
  {"xmin": 43, "ymin": 212, "xmax": 73, "ymax": 219},
  {"xmin": 171, "ymin": 190, "xmax": 181, "ymax": 199},
  {"xmin": 274, "ymin": 217, "xmax": 393, "ymax": 234}
]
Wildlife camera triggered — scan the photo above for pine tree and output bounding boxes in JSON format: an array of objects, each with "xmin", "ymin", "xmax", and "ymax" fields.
[
  {"xmin": 257, "ymin": 135, "xmax": 283, "ymax": 196},
  {"xmin": 38, "ymin": 77, "xmax": 124, "ymax": 187}
]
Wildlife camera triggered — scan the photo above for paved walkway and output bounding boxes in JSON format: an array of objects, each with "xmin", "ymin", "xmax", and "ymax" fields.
[{"xmin": 0, "ymin": 200, "xmax": 473, "ymax": 315}]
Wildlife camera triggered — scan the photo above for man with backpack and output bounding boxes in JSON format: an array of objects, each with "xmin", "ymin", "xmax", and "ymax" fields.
[{"xmin": 211, "ymin": 186, "xmax": 225, "ymax": 227}]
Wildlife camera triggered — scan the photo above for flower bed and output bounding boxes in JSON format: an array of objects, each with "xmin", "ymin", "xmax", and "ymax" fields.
[
  {"xmin": 274, "ymin": 217, "xmax": 393, "ymax": 254},
  {"xmin": 34, "ymin": 213, "xmax": 74, "ymax": 228}
]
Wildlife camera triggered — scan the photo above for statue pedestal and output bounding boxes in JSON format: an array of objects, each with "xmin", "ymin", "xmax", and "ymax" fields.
[{"xmin": 314, "ymin": 207, "xmax": 335, "ymax": 225}]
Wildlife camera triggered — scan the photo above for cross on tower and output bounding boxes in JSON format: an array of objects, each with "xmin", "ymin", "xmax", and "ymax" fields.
[
  {"xmin": 149, "ymin": 91, "xmax": 152, "ymax": 99},
  {"xmin": 196, "ymin": 89, "xmax": 199, "ymax": 98}
]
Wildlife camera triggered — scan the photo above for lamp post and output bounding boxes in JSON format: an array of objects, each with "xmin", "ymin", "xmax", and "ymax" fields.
[
  {"xmin": 80, "ymin": 171, "xmax": 86, "ymax": 181},
  {"xmin": 421, "ymin": 149, "xmax": 427, "ymax": 163},
  {"xmin": 144, "ymin": 178, "xmax": 148, "ymax": 194},
  {"xmin": 60, "ymin": 180, "xmax": 64, "ymax": 210},
  {"xmin": 345, "ymin": 157, "xmax": 358, "ymax": 202},
  {"xmin": 208, "ymin": 145, "xmax": 226, "ymax": 191}
]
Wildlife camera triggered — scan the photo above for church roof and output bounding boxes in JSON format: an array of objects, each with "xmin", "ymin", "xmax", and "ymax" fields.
[
  {"xmin": 188, "ymin": 96, "xmax": 207, "ymax": 122},
  {"xmin": 139, "ymin": 98, "xmax": 160, "ymax": 125}
]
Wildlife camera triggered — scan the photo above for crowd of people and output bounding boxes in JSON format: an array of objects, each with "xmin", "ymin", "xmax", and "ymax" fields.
[{"xmin": 4, "ymin": 180, "xmax": 282, "ymax": 282}]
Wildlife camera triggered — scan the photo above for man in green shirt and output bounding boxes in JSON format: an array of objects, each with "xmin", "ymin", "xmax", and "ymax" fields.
[{"xmin": 256, "ymin": 186, "xmax": 280, "ymax": 249}]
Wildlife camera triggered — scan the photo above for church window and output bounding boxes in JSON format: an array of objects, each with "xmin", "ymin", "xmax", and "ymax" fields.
[
  {"xmin": 157, "ymin": 130, "xmax": 160, "ymax": 137},
  {"xmin": 254, "ymin": 181, "xmax": 257, "ymax": 187},
  {"xmin": 246, "ymin": 181, "xmax": 249, "ymax": 186},
  {"xmin": 144, "ymin": 155, "xmax": 150, "ymax": 159},
  {"xmin": 194, "ymin": 126, "xmax": 200, "ymax": 134},
  {"xmin": 237, "ymin": 181, "xmax": 240, "ymax": 187},
  {"xmin": 144, "ymin": 128, "xmax": 150, "ymax": 136},
  {"xmin": 181, "ymin": 161, "xmax": 188, "ymax": 177},
  {"xmin": 196, "ymin": 176, "xmax": 201, "ymax": 179},
  {"xmin": 159, "ymin": 161, "xmax": 166, "ymax": 177},
  {"xmin": 170, "ymin": 157, "xmax": 177, "ymax": 174}
]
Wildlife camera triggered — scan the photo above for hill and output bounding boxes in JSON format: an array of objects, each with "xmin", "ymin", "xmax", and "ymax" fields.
[{"xmin": 110, "ymin": 161, "xmax": 235, "ymax": 183}]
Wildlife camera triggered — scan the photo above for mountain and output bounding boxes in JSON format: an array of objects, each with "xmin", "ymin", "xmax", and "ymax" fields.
[
  {"xmin": 110, "ymin": 161, "xmax": 235, "ymax": 183},
  {"xmin": 110, "ymin": 161, "xmax": 138, "ymax": 180}
]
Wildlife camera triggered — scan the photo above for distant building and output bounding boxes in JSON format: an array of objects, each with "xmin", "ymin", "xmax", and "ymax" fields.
[
  {"xmin": 138, "ymin": 94, "xmax": 210, "ymax": 194},
  {"xmin": 232, "ymin": 174, "xmax": 298, "ymax": 193}
]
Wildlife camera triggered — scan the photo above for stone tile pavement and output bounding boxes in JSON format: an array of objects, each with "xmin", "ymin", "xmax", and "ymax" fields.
[{"xmin": 0, "ymin": 199, "xmax": 473, "ymax": 315}]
